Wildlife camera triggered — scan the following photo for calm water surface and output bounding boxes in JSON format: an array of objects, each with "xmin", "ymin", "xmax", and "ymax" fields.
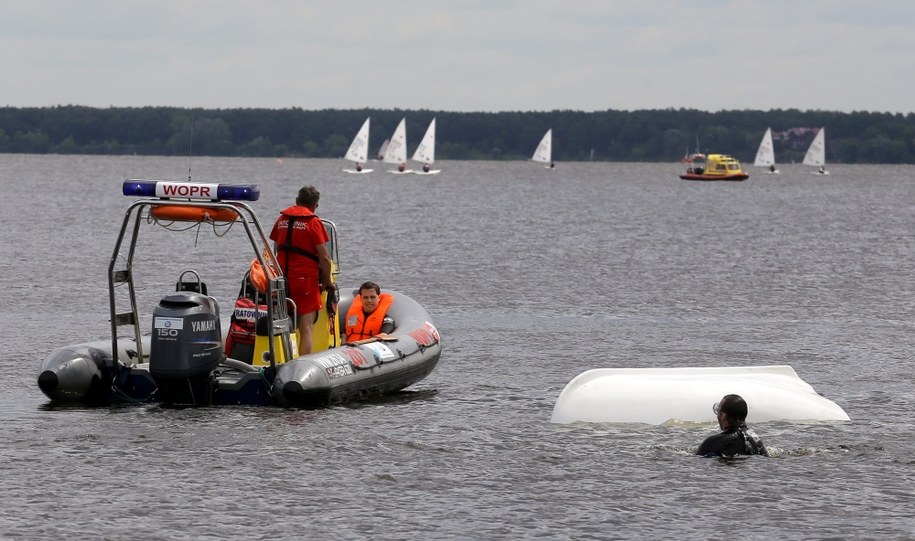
[{"xmin": 1, "ymin": 155, "xmax": 914, "ymax": 539}]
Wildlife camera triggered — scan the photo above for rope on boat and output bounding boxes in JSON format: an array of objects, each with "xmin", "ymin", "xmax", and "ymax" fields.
[
  {"xmin": 147, "ymin": 210, "xmax": 238, "ymax": 247},
  {"xmin": 110, "ymin": 382, "xmax": 156, "ymax": 404},
  {"xmin": 258, "ymin": 367, "xmax": 275, "ymax": 396}
]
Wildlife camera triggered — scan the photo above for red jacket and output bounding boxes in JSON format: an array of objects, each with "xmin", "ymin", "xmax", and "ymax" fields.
[{"xmin": 269, "ymin": 205, "xmax": 328, "ymax": 278}]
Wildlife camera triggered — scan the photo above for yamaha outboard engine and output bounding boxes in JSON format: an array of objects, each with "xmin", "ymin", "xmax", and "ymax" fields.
[{"xmin": 150, "ymin": 292, "xmax": 223, "ymax": 405}]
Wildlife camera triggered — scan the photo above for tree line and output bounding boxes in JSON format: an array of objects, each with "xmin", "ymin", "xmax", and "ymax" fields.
[{"xmin": 1, "ymin": 105, "xmax": 914, "ymax": 163}]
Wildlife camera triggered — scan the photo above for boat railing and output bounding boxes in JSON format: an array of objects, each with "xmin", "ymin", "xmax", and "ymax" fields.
[
  {"xmin": 109, "ymin": 180, "xmax": 295, "ymax": 388},
  {"xmin": 176, "ymin": 269, "xmax": 207, "ymax": 294},
  {"xmin": 322, "ymin": 219, "xmax": 340, "ymax": 275}
]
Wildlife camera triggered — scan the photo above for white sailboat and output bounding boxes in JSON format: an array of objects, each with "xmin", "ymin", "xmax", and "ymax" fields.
[
  {"xmin": 376, "ymin": 138, "xmax": 389, "ymax": 161},
  {"xmin": 754, "ymin": 127, "xmax": 779, "ymax": 175},
  {"xmin": 342, "ymin": 117, "xmax": 373, "ymax": 174},
  {"xmin": 412, "ymin": 118, "xmax": 441, "ymax": 175},
  {"xmin": 803, "ymin": 127, "xmax": 829, "ymax": 175},
  {"xmin": 382, "ymin": 118, "xmax": 412, "ymax": 174},
  {"xmin": 532, "ymin": 129, "xmax": 554, "ymax": 168}
]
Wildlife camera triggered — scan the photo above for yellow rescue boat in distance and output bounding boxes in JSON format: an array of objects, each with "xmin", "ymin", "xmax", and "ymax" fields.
[{"xmin": 680, "ymin": 153, "xmax": 750, "ymax": 181}]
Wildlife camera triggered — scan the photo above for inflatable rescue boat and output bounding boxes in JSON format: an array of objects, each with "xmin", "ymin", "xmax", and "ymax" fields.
[{"xmin": 37, "ymin": 179, "xmax": 442, "ymax": 408}]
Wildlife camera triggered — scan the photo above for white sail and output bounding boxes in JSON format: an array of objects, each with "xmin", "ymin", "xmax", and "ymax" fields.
[
  {"xmin": 343, "ymin": 117, "xmax": 370, "ymax": 164},
  {"xmin": 376, "ymin": 138, "xmax": 389, "ymax": 160},
  {"xmin": 803, "ymin": 127, "xmax": 826, "ymax": 166},
  {"xmin": 532, "ymin": 129, "xmax": 552, "ymax": 164},
  {"xmin": 411, "ymin": 118, "xmax": 436, "ymax": 164},
  {"xmin": 382, "ymin": 118, "xmax": 408, "ymax": 165},
  {"xmin": 753, "ymin": 127, "xmax": 776, "ymax": 167}
]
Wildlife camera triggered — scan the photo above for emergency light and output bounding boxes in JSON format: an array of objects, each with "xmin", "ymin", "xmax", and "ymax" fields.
[{"xmin": 122, "ymin": 179, "xmax": 260, "ymax": 201}]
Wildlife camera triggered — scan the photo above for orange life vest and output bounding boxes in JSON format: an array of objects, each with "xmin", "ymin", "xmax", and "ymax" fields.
[{"xmin": 345, "ymin": 293, "xmax": 394, "ymax": 342}]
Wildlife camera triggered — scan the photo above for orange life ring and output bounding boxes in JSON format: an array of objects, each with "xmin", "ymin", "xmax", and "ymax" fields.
[{"xmin": 150, "ymin": 205, "xmax": 238, "ymax": 223}]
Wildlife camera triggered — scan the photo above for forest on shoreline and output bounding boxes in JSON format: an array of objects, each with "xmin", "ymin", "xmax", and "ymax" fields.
[{"xmin": 1, "ymin": 105, "xmax": 914, "ymax": 164}]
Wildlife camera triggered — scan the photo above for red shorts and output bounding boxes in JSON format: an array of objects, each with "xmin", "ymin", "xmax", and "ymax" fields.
[{"xmin": 286, "ymin": 275, "xmax": 322, "ymax": 315}]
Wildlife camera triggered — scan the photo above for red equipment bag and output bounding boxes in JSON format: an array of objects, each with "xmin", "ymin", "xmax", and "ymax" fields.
[{"xmin": 225, "ymin": 271, "xmax": 268, "ymax": 364}]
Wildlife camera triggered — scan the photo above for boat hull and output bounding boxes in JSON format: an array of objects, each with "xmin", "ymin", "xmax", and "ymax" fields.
[
  {"xmin": 679, "ymin": 173, "xmax": 749, "ymax": 181},
  {"xmin": 551, "ymin": 365, "xmax": 849, "ymax": 425},
  {"xmin": 273, "ymin": 289, "xmax": 442, "ymax": 407},
  {"xmin": 37, "ymin": 338, "xmax": 158, "ymax": 405},
  {"xmin": 680, "ymin": 154, "xmax": 749, "ymax": 181},
  {"xmin": 37, "ymin": 289, "xmax": 441, "ymax": 408}
]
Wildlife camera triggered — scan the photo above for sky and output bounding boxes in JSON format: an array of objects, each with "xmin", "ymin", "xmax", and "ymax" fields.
[{"xmin": 2, "ymin": 0, "xmax": 913, "ymax": 114}]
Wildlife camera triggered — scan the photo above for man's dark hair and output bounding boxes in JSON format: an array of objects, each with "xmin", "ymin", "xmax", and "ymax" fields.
[
  {"xmin": 359, "ymin": 281, "xmax": 381, "ymax": 295},
  {"xmin": 720, "ymin": 394, "xmax": 749, "ymax": 424},
  {"xmin": 296, "ymin": 186, "xmax": 320, "ymax": 207}
]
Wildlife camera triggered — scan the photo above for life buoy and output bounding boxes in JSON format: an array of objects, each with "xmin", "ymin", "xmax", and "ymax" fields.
[{"xmin": 150, "ymin": 205, "xmax": 238, "ymax": 223}]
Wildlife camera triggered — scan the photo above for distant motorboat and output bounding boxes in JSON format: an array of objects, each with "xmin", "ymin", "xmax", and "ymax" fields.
[
  {"xmin": 679, "ymin": 135, "xmax": 703, "ymax": 164},
  {"xmin": 680, "ymin": 153, "xmax": 749, "ymax": 181}
]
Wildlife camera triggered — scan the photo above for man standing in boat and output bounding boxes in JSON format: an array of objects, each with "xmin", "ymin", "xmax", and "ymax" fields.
[
  {"xmin": 270, "ymin": 185, "xmax": 334, "ymax": 356},
  {"xmin": 345, "ymin": 281, "xmax": 395, "ymax": 344},
  {"xmin": 697, "ymin": 394, "xmax": 769, "ymax": 458}
]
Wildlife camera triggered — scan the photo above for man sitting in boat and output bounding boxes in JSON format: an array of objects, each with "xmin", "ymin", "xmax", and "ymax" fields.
[
  {"xmin": 769, "ymin": 164, "xmax": 776, "ymax": 173},
  {"xmin": 422, "ymin": 163, "xmax": 430, "ymax": 173},
  {"xmin": 398, "ymin": 162, "xmax": 406, "ymax": 172},
  {"xmin": 345, "ymin": 281, "xmax": 395, "ymax": 344},
  {"xmin": 697, "ymin": 394, "xmax": 769, "ymax": 458},
  {"xmin": 355, "ymin": 163, "xmax": 363, "ymax": 172}
]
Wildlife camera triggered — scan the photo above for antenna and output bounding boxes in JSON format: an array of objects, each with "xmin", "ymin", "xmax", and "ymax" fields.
[{"xmin": 187, "ymin": 115, "xmax": 195, "ymax": 182}]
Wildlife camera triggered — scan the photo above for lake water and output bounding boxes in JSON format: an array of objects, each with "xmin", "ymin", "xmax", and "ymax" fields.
[{"xmin": 2, "ymin": 154, "xmax": 914, "ymax": 539}]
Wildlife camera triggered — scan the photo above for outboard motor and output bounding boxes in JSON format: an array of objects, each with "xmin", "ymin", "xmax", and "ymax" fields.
[{"xmin": 150, "ymin": 291, "xmax": 223, "ymax": 405}]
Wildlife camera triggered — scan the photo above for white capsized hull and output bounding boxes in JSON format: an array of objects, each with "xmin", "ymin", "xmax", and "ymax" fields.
[{"xmin": 550, "ymin": 365, "xmax": 849, "ymax": 425}]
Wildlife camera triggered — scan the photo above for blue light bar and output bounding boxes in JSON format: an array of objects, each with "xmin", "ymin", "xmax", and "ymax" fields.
[{"xmin": 122, "ymin": 179, "xmax": 260, "ymax": 201}]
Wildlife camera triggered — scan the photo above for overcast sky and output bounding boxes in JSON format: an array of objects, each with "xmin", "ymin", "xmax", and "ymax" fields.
[{"xmin": 2, "ymin": 0, "xmax": 912, "ymax": 113}]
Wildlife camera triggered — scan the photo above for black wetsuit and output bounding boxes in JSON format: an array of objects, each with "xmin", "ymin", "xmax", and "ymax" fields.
[{"xmin": 697, "ymin": 427, "xmax": 768, "ymax": 458}]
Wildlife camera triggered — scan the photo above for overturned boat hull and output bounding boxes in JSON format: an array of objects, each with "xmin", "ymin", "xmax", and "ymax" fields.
[{"xmin": 551, "ymin": 365, "xmax": 849, "ymax": 425}]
